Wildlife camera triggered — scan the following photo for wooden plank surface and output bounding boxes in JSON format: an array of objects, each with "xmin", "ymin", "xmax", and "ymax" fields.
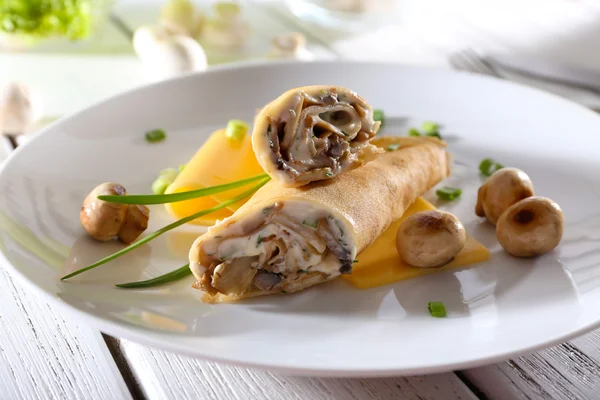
[
  {"xmin": 0, "ymin": 267, "xmax": 132, "ymax": 400},
  {"xmin": 117, "ymin": 339, "xmax": 478, "ymax": 400}
]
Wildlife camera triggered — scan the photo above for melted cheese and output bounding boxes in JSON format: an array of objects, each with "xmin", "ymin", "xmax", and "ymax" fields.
[
  {"xmin": 164, "ymin": 128, "xmax": 264, "ymax": 225},
  {"xmin": 343, "ymin": 197, "xmax": 490, "ymax": 289}
]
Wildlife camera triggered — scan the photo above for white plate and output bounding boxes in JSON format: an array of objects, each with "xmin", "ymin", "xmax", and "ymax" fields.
[{"xmin": 1, "ymin": 61, "xmax": 600, "ymax": 377}]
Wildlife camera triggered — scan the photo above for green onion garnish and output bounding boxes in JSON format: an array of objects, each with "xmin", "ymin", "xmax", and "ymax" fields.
[
  {"xmin": 479, "ymin": 158, "xmax": 504, "ymax": 177},
  {"xmin": 408, "ymin": 128, "xmax": 421, "ymax": 137},
  {"xmin": 421, "ymin": 121, "xmax": 439, "ymax": 135},
  {"xmin": 145, "ymin": 129, "xmax": 167, "ymax": 143},
  {"xmin": 385, "ymin": 143, "xmax": 401, "ymax": 152},
  {"xmin": 353, "ymin": 259, "xmax": 359, "ymax": 263},
  {"xmin": 428, "ymin": 301, "xmax": 447, "ymax": 318},
  {"xmin": 257, "ymin": 235, "xmax": 263, "ymax": 246},
  {"xmin": 60, "ymin": 178, "xmax": 270, "ymax": 281},
  {"xmin": 152, "ymin": 168, "xmax": 178, "ymax": 195},
  {"xmin": 99, "ymin": 173, "xmax": 269, "ymax": 205},
  {"xmin": 325, "ymin": 172, "xmax": 333, "ymax": 177},
  {"xmin": 373, "ymin": 109, "xmax": 384, "ymax": 127},
  {"xmin": 225, "ymin": 119, "xmax": 249, "ymax": 141},
  {"xmin": 436, "ymin": 186, "xmax": 462, "ymax": 201},
  {"xmin": 115, "ymin": 264, "xmax": 192, "ymax": 289}
]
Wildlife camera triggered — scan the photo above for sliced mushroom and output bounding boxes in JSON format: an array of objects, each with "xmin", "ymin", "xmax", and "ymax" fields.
[
  {"xmin": 80, "ymin": 182, "xmax": 150, "ymax": 244},
  {"xmin": 396, "ymin": 210, "xmax": 466, "ymax": 268},
  {"xmin": 476, "ymin": 167, "xmax": 534, "ymax": 225},
  {"xmin": 118, "ymin": 204, "xmax": 151, "ymax": 244},
  {"xmin": 496, "ymin": 196, "xmax": 564, "ymax": 257}
]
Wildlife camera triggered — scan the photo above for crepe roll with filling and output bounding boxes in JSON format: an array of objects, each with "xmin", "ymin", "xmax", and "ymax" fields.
[
  {"xmin": 252, "ymin": 85, "xmax": 382, "ymax": 188},
  {"xmin": 189, "ymin": 136, "xmax": 450, "ymax": 303}
]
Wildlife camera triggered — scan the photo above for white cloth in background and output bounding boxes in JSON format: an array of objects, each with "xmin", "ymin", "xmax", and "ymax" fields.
[{"xmin": 332, "ymin": 0, "xmax": 600, "ymax": 107}]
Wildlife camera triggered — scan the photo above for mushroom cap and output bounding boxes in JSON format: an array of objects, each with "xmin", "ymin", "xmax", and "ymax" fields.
[
  {"xmin": 80, "ymin": 183, "xmax": 128, "ymax": 241},
  {"xmin": 118, "ymin": 204, "xmax": 150, "ymax": 244},
  {"xmin": 396, "ymin": 210, "xmax": 467, "ymax": 268},
  {"xmin": 496, "ymin": 196, "xmax": 564, "ymax": 257},
  {"xmin": 476, "ymin": 167, "xmax": 534, "ymax": 225}
]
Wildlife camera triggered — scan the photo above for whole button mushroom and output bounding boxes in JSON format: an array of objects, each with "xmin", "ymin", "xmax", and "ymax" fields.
[
  {"xmin": 396, "ymin": 210, "xmax": 467, "ymax": 268},
  {"xmin": 476, "ymin": 168, "xmax": 534, "ymax": 225},
  {"xmin": 80, "ymin": 183, "xmax": 150, "ymax": 244},
  {"xmin": 496, "ymin": 196, "xmax": 564, "ymax": 257}
]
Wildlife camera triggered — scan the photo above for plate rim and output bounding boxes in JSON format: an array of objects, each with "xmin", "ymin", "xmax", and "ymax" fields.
[{"xmin": 1, "ymin": 60, "xmax": 600, "ymax": 377}]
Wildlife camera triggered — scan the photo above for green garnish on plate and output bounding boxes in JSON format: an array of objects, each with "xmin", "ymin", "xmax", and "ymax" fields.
[
  {"xmin": 152, "ymin": 168, "xmax": 178, "ymax": 195},
  {"xmin": 436, "ymin": 186, "xmax": 461, "ymax": 201},
  {"xmin": 421, "ymin": 121, "xmax": 439, "ymax": 135},
  {"xmin": 145, "ymin": 129, "xmax": 167, "ymax": 143},
  {"xmin": 385, "ymin": 143, "xmax": 401, "ymax": 152},
  {"xmin": 373, "ymin": 109, "xmax": 384, "ymax": 127},
  {"xmin": 225, "ymin": 119, "xmax": 249, "ymax": 141},
  {"xmin": 479, "ymin": 158, "xmax": 504, "ymax": 176},
  {"xmin": 408, "ymin": 128, "xmax": 421, "ymax": 137},
  {"xmin": 428, "ymin": 301, "xmax": 447, "ymax": 318},
  {"xmin": 116, "ymin": 264, "xmax": 192, "ymax": 289}
]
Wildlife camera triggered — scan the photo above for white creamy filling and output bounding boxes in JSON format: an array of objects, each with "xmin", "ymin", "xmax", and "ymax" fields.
[{"xmin": 196, "ymin": 200, "xmax": 354, "ymax": 295}]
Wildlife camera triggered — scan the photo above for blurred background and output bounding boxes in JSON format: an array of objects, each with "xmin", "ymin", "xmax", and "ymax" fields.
[{"xmin": 2, "ymin": 0, "xmax": 600, "ymax": 145}]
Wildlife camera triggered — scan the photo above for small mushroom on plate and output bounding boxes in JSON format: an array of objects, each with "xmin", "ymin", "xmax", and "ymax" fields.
[
  {"xmin": 476, "ymin": 167, "xmax": 534, "ymax": 225},
  {"xmin": 496, "ymin": 196, "xmax": 564, "ymax": 257},
  {"xmin": 396, "ymin": 210, "xmax": 467, "ymax": 268},
  {"xmin": 80, "ymin": 182, "xmax": 150, "ymax": 244}
]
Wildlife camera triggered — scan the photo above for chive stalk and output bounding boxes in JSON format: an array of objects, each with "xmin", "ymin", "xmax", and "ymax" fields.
[
  {"xmin": 61, "ymin": 178, "xmax": 270, "ymax": 281},
  {"xmin": 99, "ymin": 173, "xmax": 269, "ymax": 205},
  {"xmin": 115, "ymin": 264, "xmax": 192, "ymax": 289}
]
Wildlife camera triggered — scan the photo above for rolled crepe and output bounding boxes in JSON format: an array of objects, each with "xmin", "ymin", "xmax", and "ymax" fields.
[
  {"xmin": 252, "ymin": 85, "xmax": 382, "ymax": 188},
  {"xmin": 189, "ymin": 136, "xmax": 450, "ymax": 303}
]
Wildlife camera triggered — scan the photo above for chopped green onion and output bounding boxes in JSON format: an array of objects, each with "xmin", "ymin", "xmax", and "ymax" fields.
[
  {"xmin": 436, "ymin": 186, "xmax": 462, "ymax": 201},
  {"xmin": 385, "ymin": 143, "xmax": 401, "ymax": 152},
  {"xmin": 257, "ymin": 235, "xmax": 263, "ymax": 246},
  {"xmin": 325, "ymin": 172, "xmax": 333, "ymax": 177},
  {"xmin": 421, "ymin": 121, "xmax": 440, "ymax": 135},
  {"xmin": 225, "ymin": 119, "xmax": 249, "ymax": 141},
  {"xmin": 145, "ymin": 129, "xmax": 167, "ymax": 143},
  {"xmin": 152, "ymin": 168, "xmax": 178, "ymax": 195},
  {"xmin": 373, "ymin": 109, "xmax": 384, "ymax": 127},
  {"xmin": 116, "ymin": 264, "xmax": 192, "ymax": 289},
  {"xmin": 426, "ymin": 131, "xmax": 442, "ymax": 139},
  {"xmin": 60, "ymin": 178, "xmax": 270, "ymax": 281},
  {"xmin": 302, "ymin": 220, "xmax": 318, "ymax": 229},
  {"xmin": 408, "ymin": 128, "xmax": 421, "ymax": 137},
  {"xmin": 99, "ymin": 173, "xmax": 269, "ymax": 205},
  {"xmin": 353, "ymin": 259, "xmax": 359, "ymax": 263},
  {"xmin": 479, "ymin": 158, "xmax": 504, "ymax": 177},
  {"xmin": 428, "ymin": 301, "xmax": 447, "ymax": 318}
]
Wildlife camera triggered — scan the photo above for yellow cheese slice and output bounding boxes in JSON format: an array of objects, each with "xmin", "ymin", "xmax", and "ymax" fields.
[
  {"xmin": 164, "ymin": 128, "xmax": 265, "ymax": 225},
  {"xmin": 343, "ymin": 197, "xmax": 490, "ymax": 289}
]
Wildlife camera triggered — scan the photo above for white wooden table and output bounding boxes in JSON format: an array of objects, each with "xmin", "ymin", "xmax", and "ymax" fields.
[{"xmin": 2, "ymin": 1, "xmax": 600, "ymax": 399}]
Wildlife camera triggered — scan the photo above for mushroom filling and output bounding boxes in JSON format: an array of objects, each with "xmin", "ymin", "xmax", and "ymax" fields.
[
  {"xmin": 265, "ymin": 88, "xmax": 379, "ymax": 184},
  {"xmin": 192, "ymin": 201, "xmax": 354, "ymax": 296}
]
